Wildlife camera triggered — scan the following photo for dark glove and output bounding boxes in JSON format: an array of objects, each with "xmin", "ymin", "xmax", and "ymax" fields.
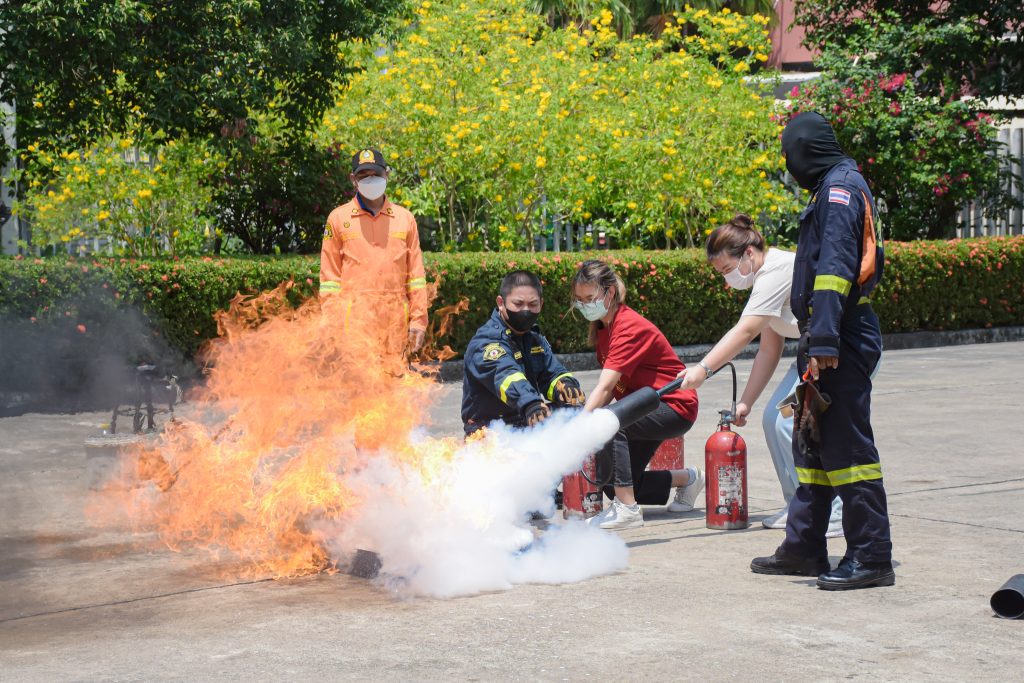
[
  {"xmin": 553, "ymin": 377, "xmax": 586, "ymax": 407},
  {"xmin": 794, "ymin": 379, "xmax": 832, "ymax": 456},
  {"xmin": 523, "ymin": 401, "xmax": 551, "ymax": 427}
]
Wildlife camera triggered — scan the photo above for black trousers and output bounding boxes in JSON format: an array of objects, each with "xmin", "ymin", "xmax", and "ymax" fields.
[
  {"xmin": 782, "ymin": 305, "xmax": 893, "ymax": 564},
  {"xmin": 597, "ymin": 402, "xmax": 694, "ymax": 505}
]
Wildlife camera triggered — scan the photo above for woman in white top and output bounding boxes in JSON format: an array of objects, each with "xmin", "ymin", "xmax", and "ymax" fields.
[{"xmin": 677, "ymin": 213, "xmax": 843, "ymax": 536}]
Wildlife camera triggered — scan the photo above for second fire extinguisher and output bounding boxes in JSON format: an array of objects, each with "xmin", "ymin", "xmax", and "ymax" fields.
[
  {"xmin": 562, "ymin": 452, "xmax": 603, "ymax": 520},
  {"xmin": 704, "ymin": 362, "xmax": 749, "ymax": 530}
]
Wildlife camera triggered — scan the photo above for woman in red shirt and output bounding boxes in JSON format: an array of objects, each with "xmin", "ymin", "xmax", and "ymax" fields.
[{"xmin": 573, "ymin": 259, "xmax": 704, "ymax": 530}]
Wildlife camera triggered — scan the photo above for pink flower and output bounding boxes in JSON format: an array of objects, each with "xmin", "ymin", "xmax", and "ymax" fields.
[
  {"xmin": 77, "ymin": 324, "xmax": 87, "ymax": 334},
  {"xmin": 889, "ymin": 101, "xmax": 902, "ymax": 116},
  {"xmin": 881, "ymin": 73, "xmax": 907, "ymax": 93}
]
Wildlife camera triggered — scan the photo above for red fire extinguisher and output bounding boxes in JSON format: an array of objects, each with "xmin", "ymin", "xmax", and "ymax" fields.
[
  {"xmin": 562, "ymin": 452, "xmax": 604, "ymax": 520},
  {"xmin": 705, "ymin": 362, "xmax": 749, "ymax": 530}
]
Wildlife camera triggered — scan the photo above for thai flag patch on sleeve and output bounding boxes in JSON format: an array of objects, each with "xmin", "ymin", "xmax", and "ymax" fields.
[{"xmin": 828, "ymin": 188, "xmax": 851, "ymax": 205}]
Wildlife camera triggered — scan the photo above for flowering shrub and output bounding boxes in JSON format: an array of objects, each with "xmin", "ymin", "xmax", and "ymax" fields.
[
  {"xmin": 317, "ymin": 0, "xmax": 796, "ymax": 251},
  {"xmin": 786, "ymin": 16, "xmax": 1020, "ymax": 240},
  {"xmin": 3, "ymin": 238, "xmax": 1022, "ymax": 363},
  {"xmin": 13, "ymin": 134, "xmax": 223, "ymax": 257}
]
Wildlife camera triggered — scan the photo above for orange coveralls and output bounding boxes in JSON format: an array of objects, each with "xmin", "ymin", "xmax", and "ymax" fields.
[{"xmin": 319, "ymin": 197, "xmax": 428, "ymax": 354}]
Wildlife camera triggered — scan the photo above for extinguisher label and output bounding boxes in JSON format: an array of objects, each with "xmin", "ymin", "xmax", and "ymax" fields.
[{"xmin": 716, "ymin": 465, "xmax": 744, "ymax": 514}]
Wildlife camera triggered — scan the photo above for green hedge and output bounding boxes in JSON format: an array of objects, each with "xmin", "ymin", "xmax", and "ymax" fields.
[{"xmin": 2, "ymin": 238, "xmax": 1022, "ymax": 363}]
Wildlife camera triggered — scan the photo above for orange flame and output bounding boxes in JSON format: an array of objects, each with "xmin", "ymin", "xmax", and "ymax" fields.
[{"xmin": 95, "ymin": 282, "xmax": 463, "ymax": 578}]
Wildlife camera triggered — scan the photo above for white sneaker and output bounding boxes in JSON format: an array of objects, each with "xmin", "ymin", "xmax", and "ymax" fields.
[
  {"xmin": 586, "ymin": 504, "xmax": 612, "ymax": 526},
  {"xmin": 597, "ymin": 499, "xmax": 644, "ymax": 530},
  {"xmin": 667, "ymin": 467, "xmax": 705, "ymax": 512},
  {"xmin": 825, "ymin": 497, "xmax": 844, "ymax": 538},
  {"xmin": 762, "ymin": 506, "xmax": 789, "ymax": 529}
]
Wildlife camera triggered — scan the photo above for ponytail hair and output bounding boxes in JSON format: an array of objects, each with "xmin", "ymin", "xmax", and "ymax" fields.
[
  {"xmin": 570, "ymin": 259, "xmax": 625, "ymax": 347},
  {"xmin": 705, "ymin": 213, "xmax": 766, "ymax": 260}
]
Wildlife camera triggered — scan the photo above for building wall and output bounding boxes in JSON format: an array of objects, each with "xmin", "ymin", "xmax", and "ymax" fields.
[{"xmin": 768, "ymin": 0, "xmax": 817, "ymax": 70}]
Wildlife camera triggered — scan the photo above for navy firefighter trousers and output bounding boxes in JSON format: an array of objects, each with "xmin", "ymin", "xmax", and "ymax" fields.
[{"xmin": 782, "ymin": 302, "xmax": 892, "ymax": 564}]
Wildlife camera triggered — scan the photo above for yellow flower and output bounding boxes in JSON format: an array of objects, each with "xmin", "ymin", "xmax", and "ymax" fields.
[
  {"xmin": 137, "ymin": 189, "xmax": 153, "ymax": 199},
  {"xmin": 97, "ymin": 210, "xmax": 110, "ymax": 221},
  {"xmin": 535, "ymin": 156, "xmax": 547, "ymax": 169},
  {"xmin": 81, "ymin": 208, "xmax": 90, "ymax": 216},
  {"xmin": 627, "ymin": 201, "xmax": 638, "ymax": 210}
]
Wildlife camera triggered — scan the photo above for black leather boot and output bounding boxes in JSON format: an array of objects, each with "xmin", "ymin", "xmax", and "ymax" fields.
[
  {"xmin": 751, "ymin": 546, "xmax": 831, "ymax": 576},
  {"xmin": 816, "ymin": 557, "xmax": 895, "ymax": 590}
]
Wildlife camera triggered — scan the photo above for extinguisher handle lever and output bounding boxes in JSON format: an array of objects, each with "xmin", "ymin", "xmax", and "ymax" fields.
[{"xmin": 656, "ymin": 376, "xmax": 685, "ymax": 398}]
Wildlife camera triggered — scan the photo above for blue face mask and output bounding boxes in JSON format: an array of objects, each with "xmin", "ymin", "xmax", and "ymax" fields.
[{"xmin": 575, "ymin": 293, "xmax": 608, "ymax": 321}]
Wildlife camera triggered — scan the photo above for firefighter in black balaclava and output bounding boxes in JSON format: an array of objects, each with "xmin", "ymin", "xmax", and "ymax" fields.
[{"xmin": 750, "ymin": 112, "xmax": 894, "ymax": 590}]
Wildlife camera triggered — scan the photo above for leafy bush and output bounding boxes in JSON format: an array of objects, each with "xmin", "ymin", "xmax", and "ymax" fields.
[
  {"xmin": 318, "ymin": 1, "xmax": 796, "ymax": 251},
  {"xmin": 210, "ymin": 114, "xmax": 352, "ymax": 255},
  {"xmin": 786, "ymin": 15, "xmax": 1022, "ymax": 240},
  {"xmin": 3, "ymin": 238, "xmax": 1022, "ymax": 366},
  {"xmin": 13, "ymin": 133, "xmax": 222, "ymax": 257}
]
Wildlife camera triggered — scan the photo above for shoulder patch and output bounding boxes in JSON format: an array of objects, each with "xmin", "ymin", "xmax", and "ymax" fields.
[
  {"xmin": 828, "ymin": 188, "xmax": 851, "ymax": 205},
  {"xmin": 323, "ymin": 224, "xmax": 334, "ymax": 240},
  {"xmin": 530, "ymin": 346, "xmax": 545, "ymax": 354},
  {"xmin": 513, "ymin": 351, "xmax": 523, "ymax": 360},
  {"xmin": 482, "ymin": 343, "xmax": 506, "ymax": 362}
]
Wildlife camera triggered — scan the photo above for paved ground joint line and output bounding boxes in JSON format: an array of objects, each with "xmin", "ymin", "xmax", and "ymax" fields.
[
  {"xmin": 889, "ymin": 513, "xmax": 1024, "ymax": 534},
  {"xmin": 889, "ymin": 477, "xmax": 1024, "ymax": 497},
  {"xmin": 0, "ymin": 577, "xmax": 275, "ymax": 625}
]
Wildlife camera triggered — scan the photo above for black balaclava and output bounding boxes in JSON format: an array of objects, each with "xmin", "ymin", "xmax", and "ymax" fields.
[{"xmin": 781, "ymin": 112, "xmax": 850, "ymax": 191}]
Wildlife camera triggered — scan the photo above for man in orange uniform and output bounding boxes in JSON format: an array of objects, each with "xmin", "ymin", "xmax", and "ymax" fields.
[{"xmin": 319, "ymin": 148, "xmax": 428, "ymax": 355}]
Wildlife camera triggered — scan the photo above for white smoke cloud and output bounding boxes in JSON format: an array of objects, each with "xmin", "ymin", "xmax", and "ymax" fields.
[{"xmin": 320, "ymin": 409, "xmax": 628, "ymax": 598}]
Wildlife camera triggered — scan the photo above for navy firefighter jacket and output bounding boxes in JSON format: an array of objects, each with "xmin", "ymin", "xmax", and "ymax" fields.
[
  {"xmin": 791, "ymin": 158, "xmax": 885, "ymax": 358},
  {"xmin": 461, "ymin": 309, "xmax": 575, "ymax": 432}
]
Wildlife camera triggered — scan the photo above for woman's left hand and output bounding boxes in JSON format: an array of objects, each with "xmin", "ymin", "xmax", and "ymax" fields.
[
  {"xmin": 733, "ymin": 402, "xmax": 750, "ymax": 427},
  {"xmin": 677, "ymin": 365, "xmax": 707, "ymax": 391}
]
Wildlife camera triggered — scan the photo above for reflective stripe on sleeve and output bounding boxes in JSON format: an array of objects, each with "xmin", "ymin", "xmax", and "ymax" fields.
[
  {"xmin": 406, "ymin": 277, "xmax": 427, "ymax": 291},
  {"xmin": 545, "ymin": 373, "xmax": 574, "ymax": 401},
  {"xmin": 499, "ymin": 372, "xmax": 529, "ymax": 404},
  {"xmin": 813, "ymin": 274, "xmax": 853, "ymax": 296},
  {"xmin": 319, "ymin": 281, "xmax": 342, "ymax": 293}
]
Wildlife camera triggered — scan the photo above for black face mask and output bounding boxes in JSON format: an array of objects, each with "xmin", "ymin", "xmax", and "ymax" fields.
[
  {"xmin": 504, "ymin": 308, "xmax": 539, "ymax": 333},
  {"xmin": 782, "ymin": 112, "xmax": 850, "ymax": 191}
]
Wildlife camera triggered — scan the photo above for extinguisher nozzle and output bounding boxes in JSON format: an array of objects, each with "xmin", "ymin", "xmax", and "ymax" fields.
[{"xmin": 602, "ymin": 387, "xmax": 660, "ymax": 429}]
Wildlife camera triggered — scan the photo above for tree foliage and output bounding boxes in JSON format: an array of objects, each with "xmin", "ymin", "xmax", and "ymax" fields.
[
  {"xmin": 787, "ymin": 17, "xmax": 1021, "ymax": 240},
  {"xmin": 319, "ymin": 0, "xmax": 796, "ymax": 252},
  {"xmin": 793, "ymin": 0, "xmax": 1024, "ymax": 99},
  {"xmin": 14, "ymin": 133, "xmax": 222, "ymax": 257},
  {"xmin": 532, "ymin": 0, "xmax": 777, "ymax": 35},
  {"xmin": 0, "ymin": 0, "xmax": 403, "ymax": 249}
]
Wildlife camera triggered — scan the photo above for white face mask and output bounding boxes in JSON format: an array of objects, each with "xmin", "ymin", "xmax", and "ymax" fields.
[
  {"xmin": 724, "ymin": 254, "xmax": 756, "ymax": 290},
  {"xmin": 357, "ymin": 176, "xmax": 387, "ymax": 201},
  {"xmin": 575, "ymin": 291, "xmax": 609, "ymax": 321}
]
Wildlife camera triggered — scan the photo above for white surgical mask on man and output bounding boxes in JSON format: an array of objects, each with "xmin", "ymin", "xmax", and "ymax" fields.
[
  {"xmin": 357, "ymin": 176, "xmax": 387, "ymax": 201},
  {"xmin": 724, "ymin": 254, "xmax": 756, "ymax": 290}
]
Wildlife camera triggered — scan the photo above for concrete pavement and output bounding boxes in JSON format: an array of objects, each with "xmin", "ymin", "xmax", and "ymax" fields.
[{"xmin": 1, "ymin": 342, "xmax": 1023, "ymax": 681}]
